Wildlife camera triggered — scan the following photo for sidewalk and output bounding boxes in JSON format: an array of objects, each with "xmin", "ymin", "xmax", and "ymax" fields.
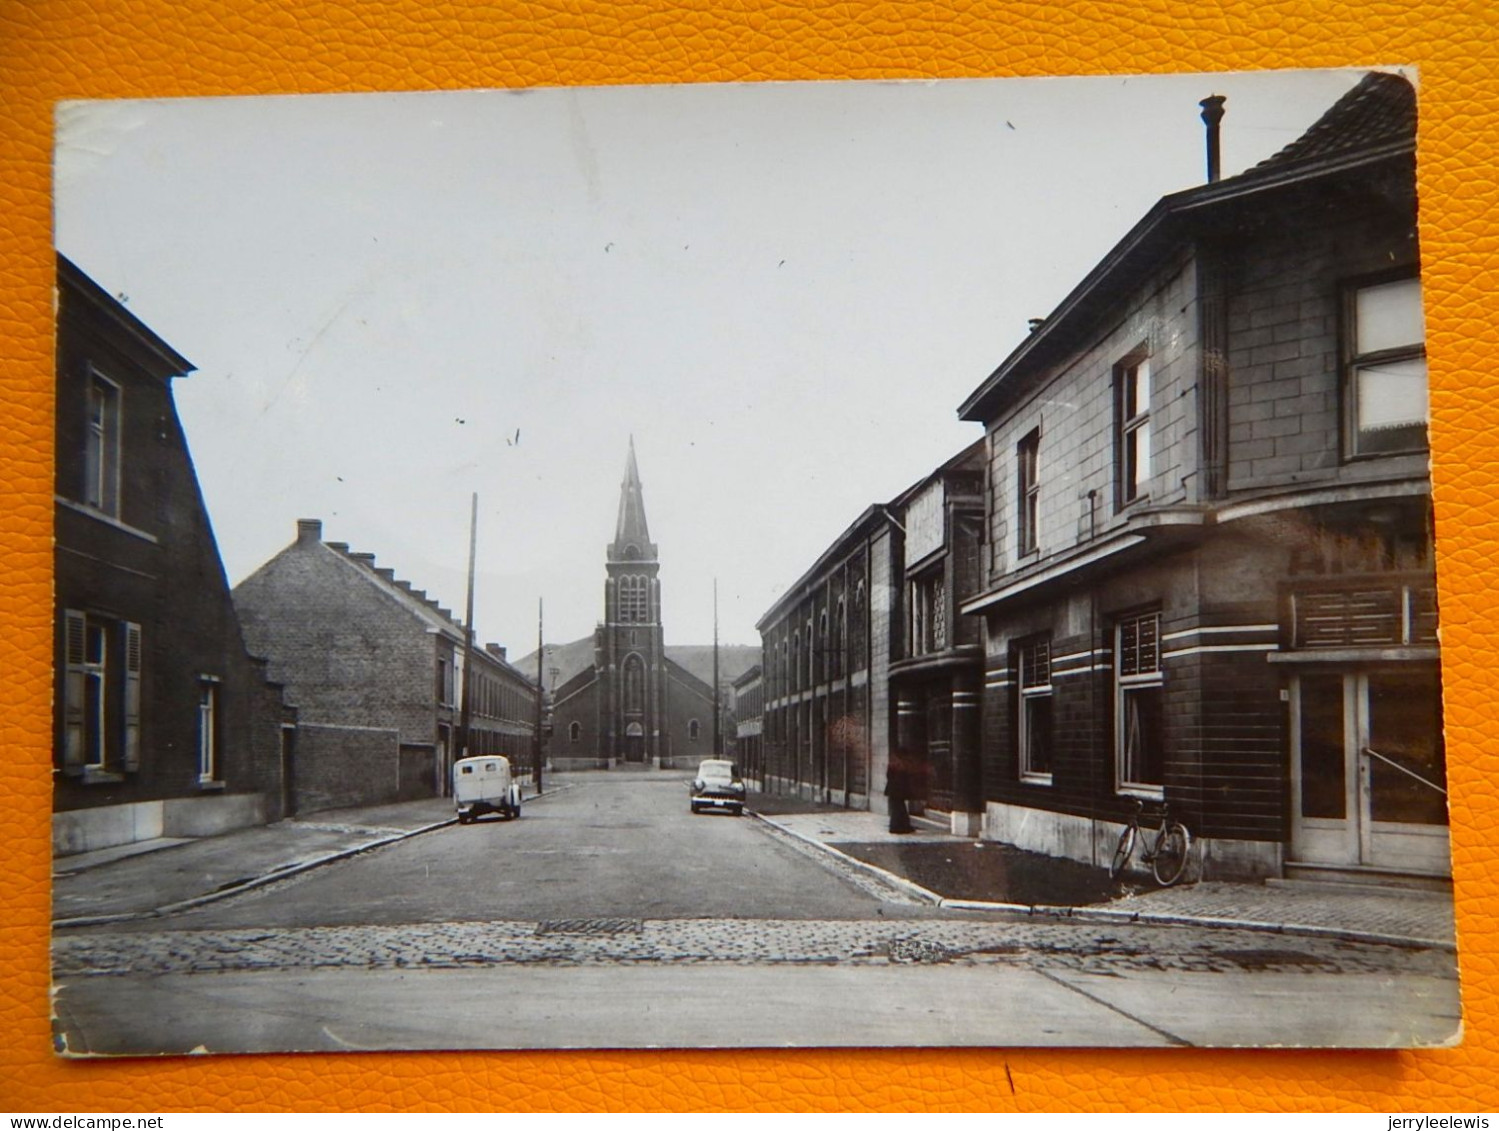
[
  {"xmin": 53, "ymin": 795, "xmax": 464, "ymax": 927},
  {"xmin": 749, "ymin": 793, "xmax": 1458, "ymax": 951}
]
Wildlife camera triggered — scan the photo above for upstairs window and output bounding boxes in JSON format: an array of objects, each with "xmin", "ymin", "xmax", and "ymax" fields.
[
  {"xmin": 1347, "ymin": 275, "xmax": 1427, "ymax": 457},
  {"xmin": 1115, "ymin": 354, "xmax": 1151, "ymax": 507},
  {"xmin": 910, "ymin": 570, "xmax": 947, "ymax": 655},
  {"xmin": 84, "ymin": 373, "xmax": 121, "ymax": 516},
  {"xmin": 1016, "ymin": 428, "xmax": 1041, "ymax": 557},
  {"xmin": 1016, "ymin": 636, "xmax": 1053, "ymax": 783},
  {"xmin": 618, "ymin": 575, "xmax": 649, "ymax": 623},
  {"xmin": 1115, "ymin": 610, "xmax": 1164, "ymax": 794}
]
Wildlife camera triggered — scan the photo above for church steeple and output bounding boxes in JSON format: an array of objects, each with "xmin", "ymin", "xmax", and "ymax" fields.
[{"xmin": 609, "ymin": 436, "xmax": 657, "ymax": 563}]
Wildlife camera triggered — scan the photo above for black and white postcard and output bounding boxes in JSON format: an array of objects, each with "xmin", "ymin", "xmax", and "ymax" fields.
[{"xmin": 50, "ymin": 68, "xmax": 1459, "ymax": 1053}]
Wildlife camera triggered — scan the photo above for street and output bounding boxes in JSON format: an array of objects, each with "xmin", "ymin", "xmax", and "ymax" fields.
[{"xmin": 51, "ymin": 773, "xmax": 1462, "ymax": 1053}]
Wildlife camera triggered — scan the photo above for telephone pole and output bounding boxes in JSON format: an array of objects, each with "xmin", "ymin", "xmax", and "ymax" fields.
[
  {"xmin": 713, "ymin": 578, "xmax": 721, "ymax": 758},
  {"xmin": 532, "ymin": 598, "xmax": 545, "ymax": 791},
  {"xmin": 457, "ymin": 493, "xmax": 478, "ymax": 760}
]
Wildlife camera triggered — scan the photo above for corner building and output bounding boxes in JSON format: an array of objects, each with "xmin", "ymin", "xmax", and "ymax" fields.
[{"xmin": 959, "ymin": 74, "xmax": 1446, "ymax": 881}]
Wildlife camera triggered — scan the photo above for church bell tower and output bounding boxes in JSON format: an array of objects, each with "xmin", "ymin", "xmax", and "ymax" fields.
[{"xmin": 597, "ymin": 439, "xmax": 667, "ymax": 764}]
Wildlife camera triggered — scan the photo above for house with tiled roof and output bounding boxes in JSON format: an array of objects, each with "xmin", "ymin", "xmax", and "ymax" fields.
[
  {"xmin": 53, "ymin": 256, "xmax": 296, "ymax": 856},
  {"xmin": 233, "ymin": 519, "xmax": 537, "ymax": 812},
  {"xmin": 957, "ymin": 72, "xmax": 1445, "ymax": 882}
]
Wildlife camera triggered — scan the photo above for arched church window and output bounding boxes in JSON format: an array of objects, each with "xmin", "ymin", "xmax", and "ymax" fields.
[
  {"xmin": 623, "ymin": 653, "xmax": 645, "ymax": 713},
  {"xmin": 570, "ymin": 721, "xmax": 581, "ymax": 743},
  {"xmin": 689, "ymin": 719, "xmax": 700, "ymax": 741}
]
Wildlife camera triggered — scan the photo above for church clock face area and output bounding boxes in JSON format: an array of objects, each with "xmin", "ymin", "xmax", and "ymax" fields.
[{"xmin": 49, "ymin": 70, "xmax": 1460, "ymax": 1057}]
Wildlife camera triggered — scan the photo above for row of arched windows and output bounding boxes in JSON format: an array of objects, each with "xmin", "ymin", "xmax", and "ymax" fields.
[{"xmin": 765, "ymin": 578, "xmax": 866, "ymax": 698}]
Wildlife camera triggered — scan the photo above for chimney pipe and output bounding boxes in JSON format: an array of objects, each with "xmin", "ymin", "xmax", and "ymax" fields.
[
  {"xmin": 1200, "ymin": 95, "xmax": 1227, "ymax": 184},
  {"xmin": 296, "ymin": 518, "xmax": 323, "ymax": 547}
]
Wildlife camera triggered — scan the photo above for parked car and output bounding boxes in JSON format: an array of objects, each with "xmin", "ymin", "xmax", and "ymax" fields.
[
  {"xmin": 453, "ymin": 755, "xmax": 522, "ymax": 823},
  {"xmin": 690, "ymin": 758, "xmax": 746, "ymax": 816}
]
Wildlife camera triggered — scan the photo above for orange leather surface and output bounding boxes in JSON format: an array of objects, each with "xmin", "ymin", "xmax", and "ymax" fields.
[{"xmin": 3, "ymin": 0, "xmax": 1496, "ymax": 1113}]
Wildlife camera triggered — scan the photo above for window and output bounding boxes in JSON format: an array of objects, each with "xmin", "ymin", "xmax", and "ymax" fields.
[
  {"xmin": 623, "ymin": 654, "xmax": 645, "ymax": 712},
  {"xmin": 1017, "ymin": 428, "xmax": 1040, "ymax": 556},
  {"xmin": 689, "ymin": 719, "xmax": 701, "ymax": 741},
  {"xmin": 1347, "ymin": 275, "xmax": 1427, "ymax": 456},
  {"xmin": 197, "ymin": 677, "xmax": 220, "ymax": 783},
  {"xmin": 570, "ymin": 721, "xmax": 581, "ymax": 743},
  {"xmin": 83, "ymin": 373, "xmax": 121, "ymax": 516},
  {"xmin": 1017, "ymin": 636, "xmax": 1053, "ymax": 783},
  {"xmin": 61, "ymin": 611, "xmax": 140, "ymax": 777},
  {"xmin": 832, "ymin": 598, "xmax": 846, "ymax": 679},
  {"xmin": 1115, "ymin": 610, "xmax": 1164, "ymax": 793},
  {"xmin": 911, "ymin": 571, "xmax": 946, "ymax": 654},
  {"xmin": 436, "ymin": 656, "xmax": 453, "ymax": 706},
  {"xmin": 619, "ymin": 575, "xmax": 649, "ymax": 623},
  {"xmin": 1115, "ymin": 355, "xmax": 1151, "ymax": 506}
]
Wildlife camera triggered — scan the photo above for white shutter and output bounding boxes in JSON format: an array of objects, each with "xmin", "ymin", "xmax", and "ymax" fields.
[
  {"xmin": 62, "ymin": 610, "xmax": 87, "ymax": 775},
  {"xmin": 122, "ymin": 621, "xmax": 142, "ymax": 771}
]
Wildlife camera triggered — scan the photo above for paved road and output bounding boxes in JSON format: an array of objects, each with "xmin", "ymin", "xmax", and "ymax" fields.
[
  {"xmin": 87, "ymin": 772, "xmax": 921, "ymax": 934},
  {"xmin": 50, "ymin": 773, "xmax": 1464, "ymax": 1053}
]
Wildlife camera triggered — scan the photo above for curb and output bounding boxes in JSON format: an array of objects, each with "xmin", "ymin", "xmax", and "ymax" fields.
[
  {"xmin": 54, "ymin": 785, "xmax": 570, "ymax": 930},
  {"xmin": 750, "ymin": 812, "xmax": 1453, "ymax": 953},
  {"xmin": 750, "ymin": 811, "xmax": 944, "ymax": 906}
]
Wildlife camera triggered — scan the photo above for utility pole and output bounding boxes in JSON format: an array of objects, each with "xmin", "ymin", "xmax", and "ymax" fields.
[
  {"xmin": 457, "ymin": 493, "xmax": 478, "ymax": 760},
  {"xmin": 532, "ymin": 598, "xmax": 545, "ymax": 791},
  {"xmin": 713, "ymin": 578, "xmax": 721, "ymax": 758}
]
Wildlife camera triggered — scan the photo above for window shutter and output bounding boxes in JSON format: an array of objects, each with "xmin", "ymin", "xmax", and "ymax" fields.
[
  {"xmin": 62, "ymin": 610, "xmax": 87, "ymax": 775},
  {"xmin": 122, "ymin": 621, "xmax": 142, "ymax": 771}
]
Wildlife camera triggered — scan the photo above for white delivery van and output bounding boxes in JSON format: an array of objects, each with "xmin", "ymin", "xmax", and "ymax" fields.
[{"xmin": 453, "ymin": 755, "xmax": 522, "ymax": 824}]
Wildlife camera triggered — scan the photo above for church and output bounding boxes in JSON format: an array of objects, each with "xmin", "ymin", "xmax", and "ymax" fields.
[{"xmin": 531, "ymin": 441, "xmax": 759, "ymax": 770}]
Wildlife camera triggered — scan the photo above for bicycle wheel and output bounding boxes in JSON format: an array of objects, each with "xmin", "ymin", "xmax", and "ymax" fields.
[
  {"xmin": 1109, "ymin": 824, "xmax": 1137, "ymax": 879},
  {"xmin": 1151, "ymin": 823, "xmax": 1191, "ymax": 886}
]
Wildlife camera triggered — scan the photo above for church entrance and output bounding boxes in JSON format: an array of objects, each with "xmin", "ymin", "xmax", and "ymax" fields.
[{"xmin": 624, "ymin": 720, "xmax": 646, "ymax": 763}]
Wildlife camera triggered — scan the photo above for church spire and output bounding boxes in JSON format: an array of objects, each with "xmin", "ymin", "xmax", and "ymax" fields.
[{"xmin": 610, "ymin": 437, "xmax": 656, "ymax": 561}]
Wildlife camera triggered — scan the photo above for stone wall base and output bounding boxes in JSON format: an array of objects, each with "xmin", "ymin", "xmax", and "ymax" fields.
[
  {"xmin": 982, "ymin": 800, "xmax": 1282, "ymax": 882},
  {"xmin": 54, "ymin": 792, "xmax": 268, "ymax": 858}
]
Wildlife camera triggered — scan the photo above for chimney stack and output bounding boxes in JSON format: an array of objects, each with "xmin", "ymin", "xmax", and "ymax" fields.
[
  {"xmin": 296, "ymin": 518, "xmax": 323, "ymax": 547},
  {"xmin": 1200, "ymin": 95, "xmax": 1227, "ymax": 183}
]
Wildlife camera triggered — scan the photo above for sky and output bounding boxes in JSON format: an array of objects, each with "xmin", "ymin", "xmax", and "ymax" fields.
[{"xmin": 54, "ymin": 67, "xmax": 1384, "ymax": 651}]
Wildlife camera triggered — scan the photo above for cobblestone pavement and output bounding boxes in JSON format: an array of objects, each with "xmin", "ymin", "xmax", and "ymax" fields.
[{"xmin": 53, "ymin": 915, "xmax": 1457, "ymax": 981}]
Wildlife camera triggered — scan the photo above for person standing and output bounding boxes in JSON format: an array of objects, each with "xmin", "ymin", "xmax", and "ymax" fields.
[{"xmin": 885, "ymin": 750, "xmax": 915, "ymax": 834}]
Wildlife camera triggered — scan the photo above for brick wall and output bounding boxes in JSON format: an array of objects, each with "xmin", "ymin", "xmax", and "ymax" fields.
[
  {"xmin": 290, "ymin": 723, "xmax": 401, "ymax": 814},
  {"xmin": 1224, "ymin": 199, "xmax": 1420, "ymax": 491},
  {"xmin": 235, "ymin": 540, "xmax": 446, "ymax": 746},
  {"xmin": 985, "ymin": 254, "xmax": 1199, "ymax": 584}
]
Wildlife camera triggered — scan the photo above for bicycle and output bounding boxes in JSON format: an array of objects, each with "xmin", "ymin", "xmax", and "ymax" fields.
[{"xmin": 1108, "ymin": 798, "xmax": 1192, "ymax": 886}]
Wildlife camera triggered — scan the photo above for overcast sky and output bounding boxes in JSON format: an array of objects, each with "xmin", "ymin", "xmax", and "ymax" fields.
[{"xmin": 54, "ymin": 68, "xmax": 1382, "ymax": 651}]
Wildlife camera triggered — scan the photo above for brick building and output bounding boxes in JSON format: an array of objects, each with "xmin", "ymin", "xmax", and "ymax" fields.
[
  {"xmin": 756, "ymin": 441, "xmax": 986, "ymax": 819},
  {"xmin": 888, "ymin": 440, "xmax": 987, "ymax": 833},
  {"xmin": 53, "ymin": 255, "xmax": 294, "ymax": 856},
  {"xmin": 233, "ymin": 519, "xmax": 536, "ymax": 812},
  {"xmin": 538, "ymin": 442, "xmax": 757, "ymax": 770},
  {"xmin": 758, "ymin": 505, "xmax": 898, "ymax": 810},
  {"xmin": 732, "ymin": 665, "xmax": 763, "ymax": 788},
  {"xmin": 958, "ymin": 73, "xmax": 1445, "ymax": 880}
]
